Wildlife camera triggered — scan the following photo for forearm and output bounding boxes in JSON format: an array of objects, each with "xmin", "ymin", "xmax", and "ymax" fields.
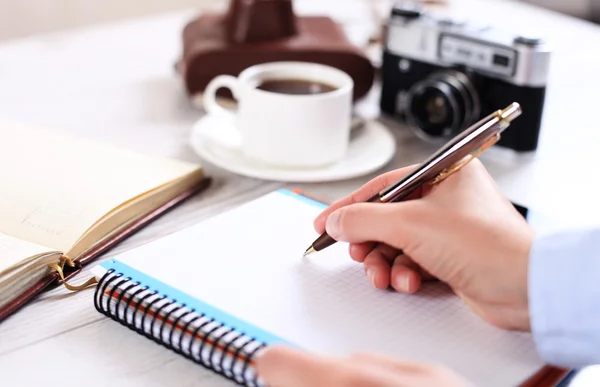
[{"xmin": 529, "ymin": 226, "xmax": 600, "ymax": 368}]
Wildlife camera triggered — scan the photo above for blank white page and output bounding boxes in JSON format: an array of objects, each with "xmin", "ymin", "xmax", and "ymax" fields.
[{"xmin": 102, "ymin": 189, "xmax": 545, "ymax": 386}]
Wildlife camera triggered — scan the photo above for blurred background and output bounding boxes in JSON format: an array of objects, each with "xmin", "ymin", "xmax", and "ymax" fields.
[{"xmin": 0, "ymin": 0, "xmax": 599, "ymax": 41}]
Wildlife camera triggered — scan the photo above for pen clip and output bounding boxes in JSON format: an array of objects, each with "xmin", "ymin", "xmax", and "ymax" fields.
[{"xmin": 430, "ymin": 133, "xmax": 500, "ymax": 185}]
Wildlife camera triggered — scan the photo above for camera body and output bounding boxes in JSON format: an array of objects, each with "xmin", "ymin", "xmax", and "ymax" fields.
[{"xmin": 380, "ymin": 2, "xmax": 552, "ymax": 151}]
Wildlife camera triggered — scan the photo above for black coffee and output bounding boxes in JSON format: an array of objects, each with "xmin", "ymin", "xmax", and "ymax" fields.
[{"xmin": 256, "ymin": 78, "xmax": 337, "ymax": 95}]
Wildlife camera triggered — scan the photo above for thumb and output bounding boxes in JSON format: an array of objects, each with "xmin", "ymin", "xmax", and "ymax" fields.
[{"xmin": 325, "ymin": 201, "xmax": 429, "ymax": 249}]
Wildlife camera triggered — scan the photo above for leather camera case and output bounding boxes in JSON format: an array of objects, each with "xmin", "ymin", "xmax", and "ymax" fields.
[{"xmin": 176, "ymin": 0, "xmax": 375, "ymax": 102}]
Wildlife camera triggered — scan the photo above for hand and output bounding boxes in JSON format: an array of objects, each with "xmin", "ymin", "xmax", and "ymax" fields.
[
  {"xmin": 255, "ymin": 345, "xmax": 471, "ymax": 387},
  {"xmin": 313, "ymin": 159, "xmax": 535, "ymax": 331}
]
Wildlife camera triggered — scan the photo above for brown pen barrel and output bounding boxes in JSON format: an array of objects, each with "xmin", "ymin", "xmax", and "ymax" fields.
[{"xmin": 311, "ymin": 231, "xmax": 337, "ymax": 252}]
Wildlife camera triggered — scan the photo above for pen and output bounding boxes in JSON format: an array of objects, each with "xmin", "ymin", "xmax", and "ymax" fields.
[{"xmin": 303, "ymin": 102, "xmax": 522, "ymax": 256}]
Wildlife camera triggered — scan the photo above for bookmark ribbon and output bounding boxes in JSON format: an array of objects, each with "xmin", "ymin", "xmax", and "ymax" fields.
[{"xmin": 48, "ymin": 256, "xmax": 98, "ymax": 292}]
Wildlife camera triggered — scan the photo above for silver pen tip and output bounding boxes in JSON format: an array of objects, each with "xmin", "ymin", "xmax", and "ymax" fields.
[
  {"xmin": 500, "ymin": 102, "xmax": 522, "ymax": 123},
  {"xmin": 303, "ymin": 246, "xmax": 316, "ymax": 257}
]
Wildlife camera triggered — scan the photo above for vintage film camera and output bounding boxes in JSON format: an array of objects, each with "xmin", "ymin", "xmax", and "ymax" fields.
[{"xmin": 379, "ymin": 1, "xmax": 552, "ymax": 151}]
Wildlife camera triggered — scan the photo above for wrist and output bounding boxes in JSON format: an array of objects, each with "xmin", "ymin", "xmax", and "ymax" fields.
[
  {"xmin": 480, "ymin": 221, "xmax": 534, "ymax": 332},
  {"xmin": 513, "ymin": 224, "xmax": 535, "ymax": 331}
]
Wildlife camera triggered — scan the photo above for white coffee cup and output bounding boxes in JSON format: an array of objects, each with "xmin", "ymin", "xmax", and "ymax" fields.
[{"xmin": 202, "ymin": 61, "xmax": 354, "ymax": 168}]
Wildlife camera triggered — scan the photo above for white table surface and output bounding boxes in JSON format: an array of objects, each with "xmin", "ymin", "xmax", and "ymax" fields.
[{"xmin": 0, "ymin": 0, "xmax": 599, "ymax": 385}]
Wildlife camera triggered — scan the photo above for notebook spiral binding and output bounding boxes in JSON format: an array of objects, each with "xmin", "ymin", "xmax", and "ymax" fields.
[{"xmin": 94, "ymin": 268, "xmax": 266, "ymax": 386}]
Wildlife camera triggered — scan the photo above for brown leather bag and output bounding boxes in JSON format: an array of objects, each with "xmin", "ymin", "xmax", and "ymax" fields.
[{"xmin": 176, "ymin": 0, "xmax": 375, "ymax": 102}]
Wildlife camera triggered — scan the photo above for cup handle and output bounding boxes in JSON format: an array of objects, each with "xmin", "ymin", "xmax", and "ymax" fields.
[
  {"xmin": 197, "ymin": 75, "xmax": 243, "ymax": 150},
  {"xmin": 204, "ymin": 75, "xmax": 240, "ymax": 123}
]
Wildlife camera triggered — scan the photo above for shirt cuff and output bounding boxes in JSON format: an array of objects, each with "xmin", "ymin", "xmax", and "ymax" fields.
[{"xmin": 528, "ymin": 227, "xmax": 600, "ymax": 368}]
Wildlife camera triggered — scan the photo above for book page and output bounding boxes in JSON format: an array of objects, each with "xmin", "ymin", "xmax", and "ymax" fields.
[
  {"xmin": 101, "ymin": 190, "xmax": 546, "ymax": 387},
  {"xmin": 0, "ymin": 232, "xmax": 56, "ymax": 274},
  {"xmin": 0, "ymin": 121, "xmax": 201, "ymax": 251}
]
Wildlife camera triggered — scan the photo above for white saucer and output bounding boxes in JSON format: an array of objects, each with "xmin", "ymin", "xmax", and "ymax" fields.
[{"xmin": 189, "ymin": 115, "xmax": 396, "ymax": 182}]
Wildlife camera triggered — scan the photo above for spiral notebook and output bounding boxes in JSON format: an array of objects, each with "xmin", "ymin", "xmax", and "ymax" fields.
[{"xmin": 90, "ymin": 189, "xmax": 558, "ymax": 387}]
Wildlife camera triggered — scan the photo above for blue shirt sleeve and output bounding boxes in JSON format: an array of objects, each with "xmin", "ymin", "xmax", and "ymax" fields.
[{"xmin": 529, "ymin": 226, "xmax": 600, "ymax": 368}]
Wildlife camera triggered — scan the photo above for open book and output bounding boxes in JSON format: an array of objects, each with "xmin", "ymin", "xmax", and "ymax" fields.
[
  {"xmin": 91, "ymin": 189, "xmax": 567, "ymax": 387},
  {"xmin": 0, "ymin": 120, "xmax": 209, "ymax": 320}
]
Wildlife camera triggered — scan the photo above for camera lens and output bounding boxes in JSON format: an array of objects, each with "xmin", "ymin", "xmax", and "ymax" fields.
[{"xmin": 405, "ymin": 71, "xmax": 479, "ymax": 142}]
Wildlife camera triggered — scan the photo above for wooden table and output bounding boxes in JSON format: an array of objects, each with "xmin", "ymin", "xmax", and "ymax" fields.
[{"xmin": 1, "ymin": 0, "xmax": 599, "ymax": 385}]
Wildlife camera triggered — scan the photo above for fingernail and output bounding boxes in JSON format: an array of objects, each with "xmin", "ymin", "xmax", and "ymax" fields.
[
  {"xmin": 396, "ymin": 274, "xmax": 411, "ymax": 292},
  {"xmin": 367, "ymin": 268, "xmax": 376, "ymax": 288},
  {"xmin": 325, "ymin": 210, "xmax": 341, "ymax": 238}
]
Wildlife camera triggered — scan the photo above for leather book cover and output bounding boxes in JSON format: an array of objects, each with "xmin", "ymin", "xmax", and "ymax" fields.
[
  {"xmin": 521, "ymin": 366, "xmax": 571, "ymax": 387},
  {"xmin": 0, "ymin": 178, "xmax": 212, "ymax": 322}
]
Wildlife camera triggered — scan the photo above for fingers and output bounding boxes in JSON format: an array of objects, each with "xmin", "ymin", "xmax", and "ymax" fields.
[
  {"xmin": 390, "ymin": 255, "xmax": 422, "ymax": 293},
  {"xmin": 348, "ymin": 352, "xmax": 436, "ymax": 374},
  {"xmin": 347, "ymin": 354, "xmax": 469, "ymax": 387},
  {"xmin": 363, "ymin": 244, "xmax": 398, "ymax": 289},
  {"xmin": 255, "ymin": 346, "xmax": 402, "ymax": 387},
  {"xmin": 363, "ymin": 249, "xmax": 391, "ymax": 289},
  {"xmin": 348, "ymin": 242, "xmax": 376, "ymax": 262},
  {"xmin": 361, "ymin": 248, "xmax": 426, "ymax": 293},
  {"xmin": 313, "ymin": 165, "xmax": 418, "ymax": 234},
  {"xmin": 256, "ymin": 346, "xmax": 469, "ymax": 387},
  {"xmin": 255, "ymin": 346, "xmax": 333, "ymax": 387}
]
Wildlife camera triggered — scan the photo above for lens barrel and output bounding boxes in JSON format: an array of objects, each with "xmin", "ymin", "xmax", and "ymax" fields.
[{"xmin": 405, "ymin": 71, "xmax": 480, "ymax": 142}]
